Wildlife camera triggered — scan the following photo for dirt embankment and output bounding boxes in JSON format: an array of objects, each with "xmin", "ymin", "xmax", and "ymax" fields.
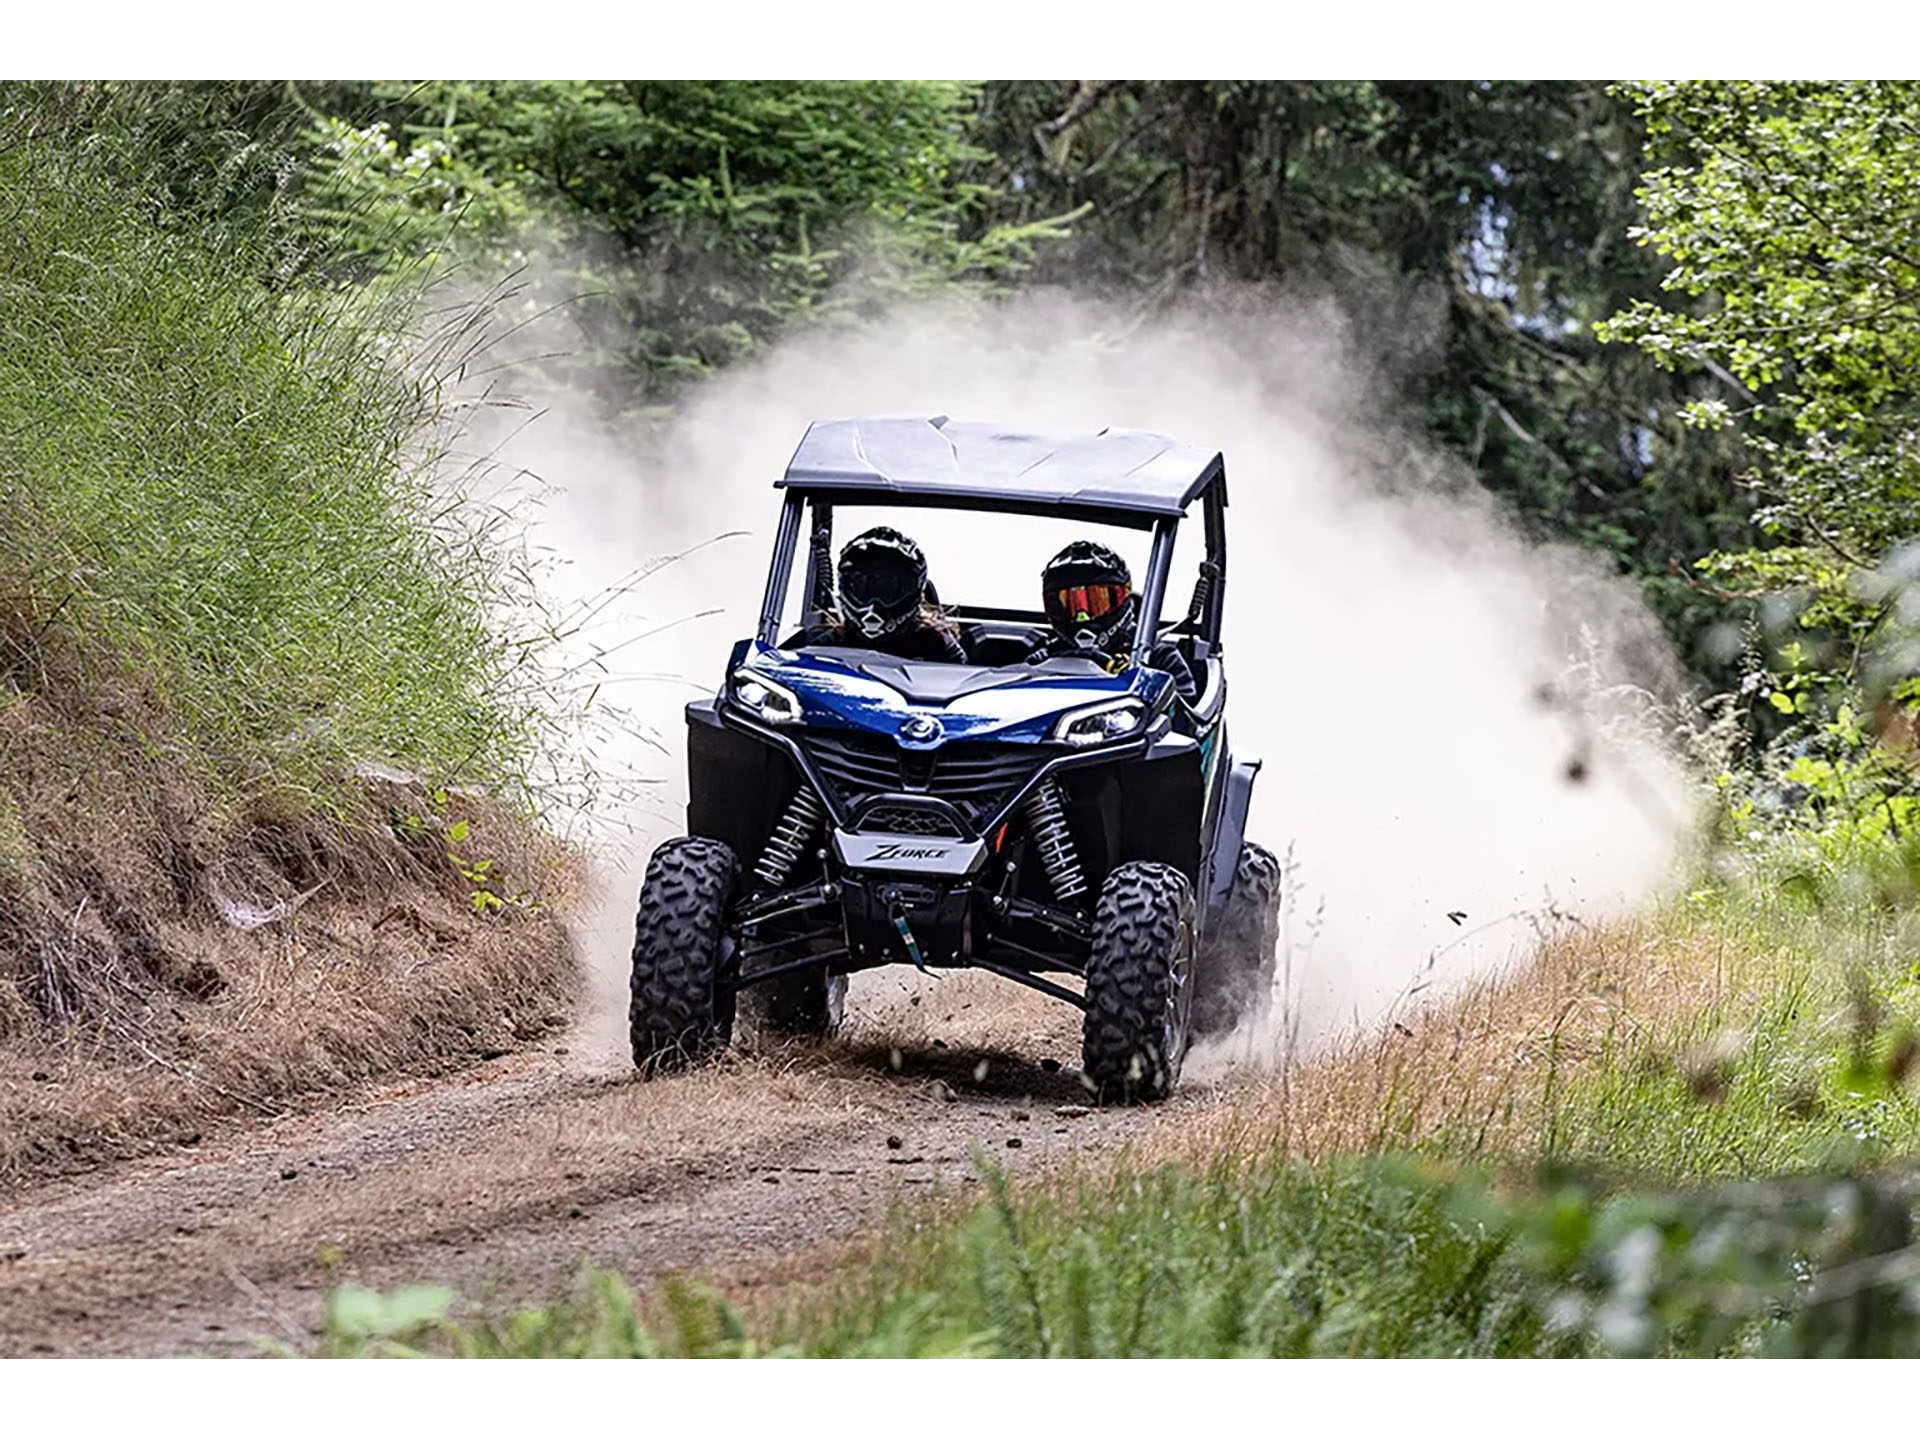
[{"xmin": 0, "ymin": 672, "xmax": 578, "ymax": 1182}]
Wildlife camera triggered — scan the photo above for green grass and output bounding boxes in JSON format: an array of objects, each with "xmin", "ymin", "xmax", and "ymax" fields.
[
  {"xmin": 314, "ymin": 1160, "xmax": 1575, "ymax": 1357},
  {"xmin": 756, "ymin": 885, "xmax": 1920, "ymax": 1358},
  {"xmin": 0, "ymin": 92, "xmax": 543, "ymax": 815},
  {"xmin": 1528, "ymin": 890, "xmax": 1920, "ymax": 1183},
  {"xmin": 313, "ymin": 1152, "xmax": 1920, "ymax": 1359}
]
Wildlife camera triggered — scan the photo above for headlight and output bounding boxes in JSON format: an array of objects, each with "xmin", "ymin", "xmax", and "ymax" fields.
[
  {"xmin": 1051, "ymin": 697, "xmax": 1147, "ymax": 747},
  {"xmin": 731, "ymin": 667, "xmax": 802, "ymax": 725}
]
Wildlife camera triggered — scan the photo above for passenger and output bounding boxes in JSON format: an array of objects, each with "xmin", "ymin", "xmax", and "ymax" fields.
[
  {"xmin": 1029, "ymin": 541, "xmax": 1199, "ymax": 703},
  {"xmin": 794, "ymin": 526, "xmax": 969, "ymax": 664}
]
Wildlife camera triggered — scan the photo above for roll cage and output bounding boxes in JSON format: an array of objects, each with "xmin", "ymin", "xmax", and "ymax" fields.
[
  {"xmin": 755, "ymin": 414, "xmax": 1231, "ymax": 669},
  {"xmin": 756, "ymin": 479, "xmax": 1230, "ymax": 669}
]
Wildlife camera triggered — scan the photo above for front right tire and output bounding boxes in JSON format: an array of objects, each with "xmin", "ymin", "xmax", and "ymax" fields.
[
  {"xmin": 1081, "ymin": 861, "xmax": 1196, "ymax": 1104},
  {"xmin": 629, "ymin": 837, "xmax": 739, "ymax": 1073}
]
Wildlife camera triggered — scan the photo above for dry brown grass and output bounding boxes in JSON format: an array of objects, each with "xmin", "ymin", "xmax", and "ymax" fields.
[
  {"xmin": 0, "ymin": 682, "xmax": 581, "ymax": 1184},
  {"xmin": 1145, "ymin": 916, "xmax": 1751, "ymax": 1172}
]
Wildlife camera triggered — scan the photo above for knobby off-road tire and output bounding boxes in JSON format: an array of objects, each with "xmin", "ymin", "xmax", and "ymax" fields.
[
  {"xmin": 1081, "ymin": 861, "xmax": 1196, "ymax": 1105},
  {"xmin": 630, "ymin": 837, "xmax": 739, "ymax": 1073},
  {"xmin": 738, "ymin": 964, "xmax": 847, "ymax": 1041},
  {"xmin": 1190, "ymin": 841, "xmax": 1282, "ymax": 1039}
]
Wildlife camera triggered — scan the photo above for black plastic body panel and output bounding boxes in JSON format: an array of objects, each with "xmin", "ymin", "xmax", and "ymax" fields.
[
  {"xmin": 1204, "ymin": 759, "xmax": 1263, "ymax": 927},
  {"xmin": 686, "ymin": 699, "xmax": 798, "ymax": 863},
  {"xmin": 841, "ymin": 875, "xmax": 971, "ymax": 970},
  {"xmin": 1108, "ymin": 742, "xmax": 1206, "ymax": 887}
]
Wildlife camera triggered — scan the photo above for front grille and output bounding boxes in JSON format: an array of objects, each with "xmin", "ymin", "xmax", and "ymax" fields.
[
  {"xmin": 799, "ymin": 732, "xmax": 1044, "ymax": 833},
  {"xmin": 803, "ymin": 732, "xmax": 901, "ymax": 799},
  {"xmin": 857, "ymin": 803, "xmax": 965, "ymax": 837}
]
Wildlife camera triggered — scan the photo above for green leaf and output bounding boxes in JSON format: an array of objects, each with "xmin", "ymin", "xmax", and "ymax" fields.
[{"xmin": 326, "ymin": 1283, "xmax": 453, "ymax": 1340}]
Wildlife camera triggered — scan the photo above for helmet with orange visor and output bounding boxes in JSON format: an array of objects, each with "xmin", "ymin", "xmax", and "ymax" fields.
[{"xmin": 1041, "ymin": 540, "xmax": 1136, "ymax": 654}]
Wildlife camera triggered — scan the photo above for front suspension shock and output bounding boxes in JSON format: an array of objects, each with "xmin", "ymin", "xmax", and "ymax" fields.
[
  {"xmin": 1022, "ymin": 777, "xmax": 1088, "ymax": 904},
  {"xmin": 754, "ymin": 787, "xmax": 824, "ymax": 891}
]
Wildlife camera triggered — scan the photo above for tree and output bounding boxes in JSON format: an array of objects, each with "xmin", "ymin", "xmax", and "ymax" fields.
[
  {"xmin": 304, "ymin": 82, "xmax": 1079, "ymax": 399},
  {"xmin": 972, "ymin": 81, "xmax": 1755, "ymax": 680},
  {"xmin": 1599, "ymin": 82, "xmax": 1920, "ymax": 689},
  {"xmin": 61, "ymin": 80, "xmax": 1769, "ymax": 684}
]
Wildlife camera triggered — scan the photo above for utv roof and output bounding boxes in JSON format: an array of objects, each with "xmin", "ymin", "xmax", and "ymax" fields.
[{"xmin": 777, "ymin": 415, "xmax": 1224, "ymax": 528}]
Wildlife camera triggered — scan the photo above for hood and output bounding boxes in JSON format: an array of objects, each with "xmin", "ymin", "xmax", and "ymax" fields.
[{"xmin": 735, "ymin": 640, "xmax": 1168, "ymax": 745}]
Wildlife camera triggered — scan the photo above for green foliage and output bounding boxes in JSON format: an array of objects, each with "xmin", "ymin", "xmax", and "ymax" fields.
[
  {"xmin": 318, "ymin": 1284, "xmax": 459, "ymax": 1357},
  {"xmin": 1528, "ymin": 929, "xmax": 1920, "ymax": 1179},
  {"xmin": 1495, "ymin": 1169, "xmax": 1920, "ymax": 1357},
  {"xmin": 1601, "ymin": 82, "xmax": 1920, "ymax": 684},
  {"xmin": 34, "ymin": 81, "xmax": 1774, "ymax": 687},
  {"xmin": 911, "ymin": 1155, "xmax": 1567, "ymax": 1357},
  {"xmin": 0, "ymin": 88, "xmax": 545, "ymax": 809},
  {"xmin": 319, "ymin": 1155, "xmax": 1920, "ymax": 1358},
  {"xmin": 444, "ymin": 819, "xmax": 533, "ymax": 915},
  {"xmin": 315, "ymin": 1270, "xmax": 932, "ymax": 1358},
  {"xmin": 302, "ymin": 115, "xmax": 532, "ymax": 277},
  {"xmin": 1603, "ymin": 82, "xmax": 1920, "ymax": 443},
  {"xmin": 302, "ymin": 82, "xmax": 1082, "ymax": 402}
]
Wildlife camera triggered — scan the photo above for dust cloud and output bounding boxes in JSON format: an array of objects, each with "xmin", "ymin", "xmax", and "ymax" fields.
[{"xmin": 480, "ymin": 288, "xmax": 1696, "ymax": 1069}]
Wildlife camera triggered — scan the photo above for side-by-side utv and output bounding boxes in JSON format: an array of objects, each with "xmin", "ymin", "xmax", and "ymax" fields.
[{"xmin": 629, "ymin": 415, "xmax": 1277, "ymax": 1102}]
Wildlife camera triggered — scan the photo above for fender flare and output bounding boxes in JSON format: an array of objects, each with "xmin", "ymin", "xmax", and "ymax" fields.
[{"xmin": 1204, "ymin": 757, "xmax": 1262, "ymax": 928}]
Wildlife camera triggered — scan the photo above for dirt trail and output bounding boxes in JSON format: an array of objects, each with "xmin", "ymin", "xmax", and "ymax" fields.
[{"xmin": 0, "ymin": 974, "xmax": 1226, "ymax": 1356}]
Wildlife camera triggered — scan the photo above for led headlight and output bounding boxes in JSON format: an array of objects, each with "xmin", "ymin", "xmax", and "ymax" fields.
[
  {"xmin": 1051, "ymin": 697, "xmax": 1147, "ymax": 747},
  {"xmin": 731, "ymin": 667, "xmax": 802, "ymax": 725}
]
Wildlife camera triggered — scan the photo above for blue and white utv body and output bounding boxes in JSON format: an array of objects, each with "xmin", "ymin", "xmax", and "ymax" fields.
[{"xmin": 630, "ymin": 416, "xmax": 1278, "ymax": 1102}]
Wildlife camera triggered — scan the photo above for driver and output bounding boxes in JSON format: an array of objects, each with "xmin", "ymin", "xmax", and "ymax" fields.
[
  {"xmin": 1029, "ymin": 540, "xmax": 1198, "ymax": 702},
  {"xmin": 793, "ymin": 526, "xmax": 968, "ymax": 664}
]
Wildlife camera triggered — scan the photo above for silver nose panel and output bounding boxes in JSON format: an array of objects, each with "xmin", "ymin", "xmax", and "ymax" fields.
[{"xmin": 833, "ymin": 830, "xmax": 987, "ymax": 877}]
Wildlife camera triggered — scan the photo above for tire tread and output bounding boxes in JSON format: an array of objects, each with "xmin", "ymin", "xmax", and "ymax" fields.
[
  {"xmin": 1191, "ymin": 842, "xmax": 1281, "ymax": 1038},
  {"xmin": 1081, "ymin": 861, "xmax": 1194, "ymax": 1104},
  {"xmin": 629, "ymin": 837, "xmax": 738, "ymax": 1072}
]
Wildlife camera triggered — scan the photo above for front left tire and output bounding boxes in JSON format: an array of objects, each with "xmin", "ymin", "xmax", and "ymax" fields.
[{"xmin": 629, "ymin": 837, "xmax": 739, "ymax": 1072}]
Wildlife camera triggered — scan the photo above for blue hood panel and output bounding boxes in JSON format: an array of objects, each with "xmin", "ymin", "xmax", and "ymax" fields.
[{"xmin": 735, "ymin": 640, "xmax": 1168, "ymax": 745}]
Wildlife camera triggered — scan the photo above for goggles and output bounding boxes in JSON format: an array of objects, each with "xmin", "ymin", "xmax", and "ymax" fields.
[
  {"xmin": 840, "ymin": 558, "xmax": 921, "ymax": 610},
  {"xmin": 1045, "ymin": 582, "xmax": 1130, "ymax": 629}
]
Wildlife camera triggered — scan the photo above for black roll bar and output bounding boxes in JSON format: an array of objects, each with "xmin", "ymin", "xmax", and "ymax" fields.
[
  {"xmin": 757, "ymin": 492, "xmax": 805, "ymax": 645},
  {"xmin": 1133, "ymin": 517, "xmax": 1178, "ymax": 666}
]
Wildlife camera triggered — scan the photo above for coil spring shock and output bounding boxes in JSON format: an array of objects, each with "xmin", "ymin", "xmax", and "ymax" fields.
[
  {"xmin": 754, "ymin": 787, "xmax": 824, "ymax": 890},
  {"xmin": 1022, "ymin": 778, "xmax": 1087, "ymax": 904}
]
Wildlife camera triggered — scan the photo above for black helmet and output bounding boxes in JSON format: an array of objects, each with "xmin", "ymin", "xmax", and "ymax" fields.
[
  {"xmin": 838, "ymin": 526, "xmax": 928, "ymax": 640},
  {"xmin": 1042, "ymin": 540, "xmax": 1136, "ymax": 651}
]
